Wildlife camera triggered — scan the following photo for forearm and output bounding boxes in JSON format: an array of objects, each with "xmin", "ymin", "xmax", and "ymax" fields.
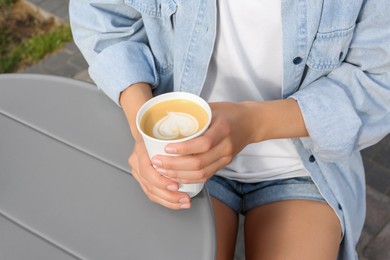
[
  {"xmin": 119, "ymin": 83, "xmax": 153, "ymax": 140},
  {"xmin": 243, "ymin": 98, "xmax": 308, "ymax": 143},
  {"xmin": 70, "ymin": 0, "xmax": 157, "ymax": 106}
]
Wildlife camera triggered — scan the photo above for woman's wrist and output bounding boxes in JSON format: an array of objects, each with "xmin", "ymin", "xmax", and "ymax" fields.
[
  {"xmin": 241, "ymin": 98, "xmax": 308, "ymax": 143},
  {"xmin": 119, "ymin": 82, "xmax": 153, "ymax": 138}
]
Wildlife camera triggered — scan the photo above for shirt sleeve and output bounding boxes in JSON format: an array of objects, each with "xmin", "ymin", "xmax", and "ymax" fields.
[
  {"xmin": 290, "ymin": 0, "xmax": 390, "ymax": 162},
  {"xmin": 69, "ymin": 0, "xmax": 158, "ymax": 106}
]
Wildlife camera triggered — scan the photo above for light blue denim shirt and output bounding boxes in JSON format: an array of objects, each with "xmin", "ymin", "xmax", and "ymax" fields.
[{"xmin": 69, "ymin": 0, "xmax": 390, "ymax": 259}]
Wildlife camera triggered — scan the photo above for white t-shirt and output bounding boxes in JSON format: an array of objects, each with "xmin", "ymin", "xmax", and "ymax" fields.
[{"xmin": 201, "ymin": 0, "xmax": 309, "ymax": 182}]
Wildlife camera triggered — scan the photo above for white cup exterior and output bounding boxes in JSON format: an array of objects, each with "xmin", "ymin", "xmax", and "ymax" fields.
[{"xmin": 136, "ymin": 92, "xmax": 212, "ymax": 198}]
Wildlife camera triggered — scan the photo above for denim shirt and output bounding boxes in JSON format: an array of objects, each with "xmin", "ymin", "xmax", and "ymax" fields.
[{"xmin": 69, "ymin": 0, "xmax": 390, "ymax": 259}]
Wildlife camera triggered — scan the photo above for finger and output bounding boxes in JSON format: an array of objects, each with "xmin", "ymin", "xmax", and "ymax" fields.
[
  {"xmin": 159, "ymin": 155, "xmax": 232, "ymax": 183},
  {"xmin": 133, "ymin": 166, "xmax": 192, "ymax": 209},
  {"xmin": 137, "ymin": 162, "xmax": 191, "ymax": 197},
  {"xmin": 133, "ymin": 169, "xmax": 191, "ymax": 209},
  {"xmin": 164, "ymin": 119, "xmax": 229, "ymax": 155},
  {"xmin": 130, "ymin": 146, "xmax": 191, "ymax": 209},
  {"xmin": 133, "ymin": 142, "xmax": 181, "ymax": 191},
  {"xmin": 153, "ymin": 136, "xmax": 233, "ymax": 172},
  {"xmin": 147, "ymin": 190, "xmax": 192, "ymax": 210}
]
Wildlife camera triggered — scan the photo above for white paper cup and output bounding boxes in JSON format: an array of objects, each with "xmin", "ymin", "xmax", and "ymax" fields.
[{"xmin": 136, "ymin": 92, "xmax": 212, "ymax": 198}]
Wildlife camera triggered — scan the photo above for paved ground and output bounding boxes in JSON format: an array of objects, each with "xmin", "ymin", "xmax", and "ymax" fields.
[{"xmin": 17, "ymin": 1, "xmax": 390, "ymax": 259}]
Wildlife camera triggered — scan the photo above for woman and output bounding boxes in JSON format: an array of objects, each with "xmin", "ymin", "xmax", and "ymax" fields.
[{"xmin": 70, "ymin": 0, "xmax": 390, "ymax": 259}]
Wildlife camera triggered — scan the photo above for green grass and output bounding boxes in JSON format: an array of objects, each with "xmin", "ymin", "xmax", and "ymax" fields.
[
  {"xmin": 0, "ymin": 0, "xmax": 16, "ymax": 7},
  {"xmin": 0, "ymin": 0, "xmax": 73, "ymax": 73},
  {"xmin": 0, "ymin": 25, "xmax": 73, "ymax": 73}
]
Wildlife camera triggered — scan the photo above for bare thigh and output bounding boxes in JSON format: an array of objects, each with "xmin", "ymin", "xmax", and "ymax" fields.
[
  {"xmin": 244, "ymin": 200, "xmax": 342, "ymax": 260},
  {"xmin": 211, "ymin": 197, "xmax": 239, "ymax": 260}
]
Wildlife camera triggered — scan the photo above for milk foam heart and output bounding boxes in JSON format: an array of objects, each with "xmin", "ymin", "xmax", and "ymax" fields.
[{"xmin": 153, "ymin": 112, "xmax": 199, "ymax": 140}]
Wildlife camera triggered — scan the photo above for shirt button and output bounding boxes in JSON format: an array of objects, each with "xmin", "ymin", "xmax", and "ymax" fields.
[
  {"xmin": 293, "ymin": 56, "xmax": 303, "ymax": 65},
  {"xmin": 309, "ymin": 155, "xmax": 316, "ymax": 163}
]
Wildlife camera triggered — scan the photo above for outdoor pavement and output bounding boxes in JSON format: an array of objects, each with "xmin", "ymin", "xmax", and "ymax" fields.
[{"xmin": 17, "ymin": 0, "xmax": 390, "ymax": 259}]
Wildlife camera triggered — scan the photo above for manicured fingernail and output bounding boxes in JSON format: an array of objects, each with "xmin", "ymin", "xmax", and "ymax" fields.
[
  {"xmin": 151, "ymin": 158, "xmax": 162, "ymax": 168},
  {"xmin": 165, "ymin": 146, "xmax": 177, "ymax": 153},
  {"xmin": 167, "ymin": 184, "xmax": 179, "ymax": 191},
  {"xmin": 179, "ymin": 197, "xmax": 190, "ymax": 203},
  {"xmin": 180, "ymin": 203, "xmax": 191, "ymax": 209}
]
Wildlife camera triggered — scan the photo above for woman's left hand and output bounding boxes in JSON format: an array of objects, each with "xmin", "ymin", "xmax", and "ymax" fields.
[{"xmin": 150, "ymin": 102, "xmax": 255, "ymax": 184}]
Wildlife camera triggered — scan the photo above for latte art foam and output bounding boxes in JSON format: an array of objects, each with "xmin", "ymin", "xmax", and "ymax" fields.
[
  {"xmin": 153, "ymin": 112, "xmax": 199, "ymax": 140},
  {"xmin": 139, "ymin": 97, "xmax": 209, "ymax": 140}
]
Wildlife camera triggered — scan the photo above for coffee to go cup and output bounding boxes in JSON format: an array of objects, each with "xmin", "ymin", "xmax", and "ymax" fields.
[{"xmin": 136, "ymin": 92, "xmax": 212, "ymax": 198}]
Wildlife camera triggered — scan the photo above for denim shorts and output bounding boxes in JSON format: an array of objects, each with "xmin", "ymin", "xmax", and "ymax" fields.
[{"xmin": 205, "ymin": 175, "xmax": 326, "ymax": 214}]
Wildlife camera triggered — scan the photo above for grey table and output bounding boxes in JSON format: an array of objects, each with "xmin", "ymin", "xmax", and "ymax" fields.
[{"xmin": 0, "ymin": 74, "xmax": 215, "ymax": 260}]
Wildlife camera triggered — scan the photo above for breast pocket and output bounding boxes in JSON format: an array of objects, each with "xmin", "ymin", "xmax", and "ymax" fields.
[
  {"xmin": 307, "ymin": 25, "xmax": 355, "ymax": 71},
  {"xmin": 124, "ymin": 0, "xmax": 177, "ymax": 29}
]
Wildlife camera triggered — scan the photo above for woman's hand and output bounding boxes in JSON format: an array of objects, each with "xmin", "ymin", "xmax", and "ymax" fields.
[
  {"xmin": 121, "ymin": 84, "xmax": 308, "ymax": 209},
  {"xmin": 150, "ymin": 102, "xmax": 255, "ymax": 184},
  {"xmin": 128, "ymin": 137, "xmax": 192, "ymax": 209},
  {"xmin": 150, "ymin": 99, "xmax": 308, "ymax": 184},
  {"xmin": 120, "ymin": 83, "xmax": 192, "ymax": 210}
]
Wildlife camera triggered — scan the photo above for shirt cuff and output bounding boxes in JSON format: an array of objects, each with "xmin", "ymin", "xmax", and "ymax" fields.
[
  {"xmin": 89, "ymin": 41, "xmax": 158, "ymax": 106},
  {"xmin": 290, "ymin": 77, "xmax": 362, "ymax": 161}
]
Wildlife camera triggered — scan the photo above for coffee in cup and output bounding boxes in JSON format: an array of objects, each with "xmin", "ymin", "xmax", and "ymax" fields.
[
  {"xmin": 140, "ymin": 98, "xmax": 209, "ymax": 140},
  {"xmin": 136, "ymin": 92, "xmax": 212, "ymax": 198}
]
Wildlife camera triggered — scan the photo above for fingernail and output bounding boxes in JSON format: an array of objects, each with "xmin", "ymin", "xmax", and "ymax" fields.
[
  {"xmin": 151, "ymin": 158, "xmax": 162, "ymax": 168},
  {"xmin": 167, "ymin": 184, "xmax": 179, "ymax": 191},
  {"xmin": 179, "ymin": 197, "xmax": 190, "ymax": 203},
  {"xmin": 165, "ymin": 146, "xmax": 177, "ymax": 153},
  {"xmin": 180, "ymin": 203, "xmax": 191, "ymax": 209}
]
